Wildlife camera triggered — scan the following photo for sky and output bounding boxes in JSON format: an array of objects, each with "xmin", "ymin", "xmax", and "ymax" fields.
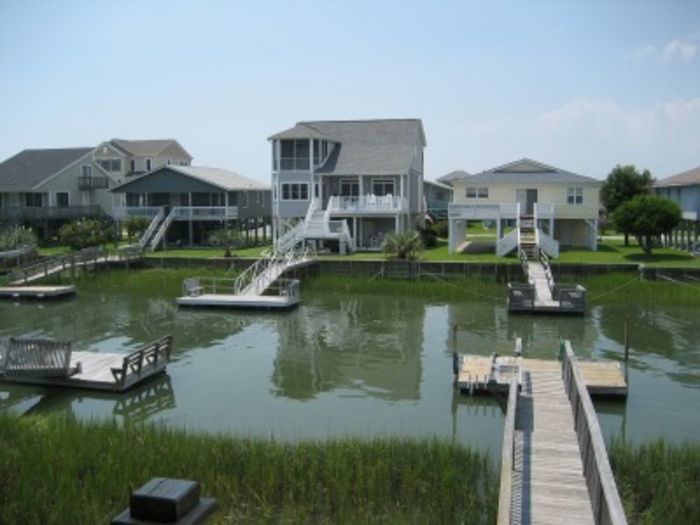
[{"xmin": 0, "ymin": 0, "xmax": 699, "ymax": 183}]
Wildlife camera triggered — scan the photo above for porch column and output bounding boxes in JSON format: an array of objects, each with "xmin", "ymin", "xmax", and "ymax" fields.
[
  {"xmin": 399, "ymin": 175, "xmax": 404, "ymax": 200},
  {"xmin": 224, "ymin": 192, "xmax": 230, "ymax": 231},
  {"xmin": 496, "ymin": 216, "xmax": 502, "ymax": 240},
  {"xmin": 395, "ymin": 214, "xmax": 399, "ymax": 232},
  {"xmin": 188, "ymin": 192, "xmax": 193, "ymax": 246}
]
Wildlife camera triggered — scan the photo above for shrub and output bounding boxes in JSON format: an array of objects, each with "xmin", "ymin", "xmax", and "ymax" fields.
[
  {"xmin": 124, "ymin": 216, "xmax": 150, "ymax": 242},
  {"xmin": 382, "ymin": 230, "xmax": 424, "ymax": 260},
  {"xmin": 58, "ymin": 219, "xmax": 115, "ymax": 250},
  {"xmin": 432, "ymin": 220, "xmax": 449, "ymax": 239},
  {"xmin": 0, "ymin": 226, "xmax": 37, "ymax": 251}
]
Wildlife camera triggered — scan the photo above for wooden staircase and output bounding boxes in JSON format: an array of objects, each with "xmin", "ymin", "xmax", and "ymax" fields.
[{"xmin": 519, "ymin": 215, "xmax": 538, "ymax": 259}]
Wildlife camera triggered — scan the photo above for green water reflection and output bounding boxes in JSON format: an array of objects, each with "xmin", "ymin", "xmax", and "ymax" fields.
[{"xmin": 0, "ymin": 280, "xmax": 698, "ymax": 449}]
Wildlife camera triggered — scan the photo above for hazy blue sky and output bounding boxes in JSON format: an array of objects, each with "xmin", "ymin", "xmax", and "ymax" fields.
[{"xmin": 1, "ymin": 0, "xmax": 698, "ymax": 182}]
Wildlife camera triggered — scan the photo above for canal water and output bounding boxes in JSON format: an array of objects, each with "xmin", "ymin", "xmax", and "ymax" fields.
[{"xmin": 1, "ymin": 279, "xmax": 698, "ymax": 454}]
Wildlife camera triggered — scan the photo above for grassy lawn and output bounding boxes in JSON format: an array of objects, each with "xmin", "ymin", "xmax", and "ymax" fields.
[
  {"xmin": 557, "ymin": 240, "xmax": 700, "ymax": 267},
  {"xmin": 37, "ymin": 238, "xmax": 699, "ymax": 268}
]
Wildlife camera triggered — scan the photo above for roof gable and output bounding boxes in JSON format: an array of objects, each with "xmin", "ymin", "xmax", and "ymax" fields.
[
  {"xmin": 273, "ymin": 119, "xmax": 425, "ymax": 176},
  {"xmin": 109, "ymin": 139, "xmax": 193, "ymax": 160},
  {"xmin": 0, "ymin": 147, "xmax": 93, "ymax": 191},
  {"xmin": 462, "ymin": 158, "xmax": 599, "ymax": 185}
]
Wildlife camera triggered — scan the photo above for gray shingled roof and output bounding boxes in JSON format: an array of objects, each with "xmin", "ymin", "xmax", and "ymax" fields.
[
  {"xmin": 110, "ymin": 139, "xmax": 192, "ymax": 159},
  {"xmin": 655, "ymin": 165, "xmax": 700, "ymax": 187},
  {"xmin": 112, "ymin": 165, "xmax": 268, "ymax": 192},
  {"xmin": 462, "ymin": 158, "xmax": 599, "ymax": 184},
  {"xmin": 437, "ymin": 170, "xmax": 471, "ymax": 184},
  {"xmin": 271, "ymin": 119, "xmax": 425, "ymax": 176},
  {"xmin": 424, "ymin": 180, "xmax": 453, "ymax": 191},
  {"xmin": 0, "ymin": 148, "xmax": 93, "ymax": 191}
]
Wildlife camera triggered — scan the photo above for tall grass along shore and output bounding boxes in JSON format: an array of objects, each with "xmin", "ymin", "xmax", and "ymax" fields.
[
  {"xmin": 0, "ymin": 414, "xmax": 497, "ymax": 524},
  {"xmin": 610, "ymin": 439, "xmax": 700, "ymax": 525}
]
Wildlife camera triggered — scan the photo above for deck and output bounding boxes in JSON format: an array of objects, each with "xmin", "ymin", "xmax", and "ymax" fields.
[
  {"xmin": 0, "ymin": 285, "xmax": 76, "ymax": 300},
  {"xmin": 176, "ymin": 293, "xmax": 299, "ymax": 309},
  {"xmin": 456, "ymin": 355, "xmax": 627, "ymax": 397},
  {"xmin": 0, "ymin": 336, "xmax": 172, "ymax": 392},
  {"xmin": 457, "ymin": 341, "xmax": 628, "ymax": 525}
]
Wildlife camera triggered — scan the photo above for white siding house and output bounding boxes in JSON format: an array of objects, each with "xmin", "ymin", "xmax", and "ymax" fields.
[
  {"xmin": 269, "ymin": 119, "xmax": 426, "ymax": 253},
  {"xmin": 448, "ymin": 159, "xmax": 601, "ymax": 257}
]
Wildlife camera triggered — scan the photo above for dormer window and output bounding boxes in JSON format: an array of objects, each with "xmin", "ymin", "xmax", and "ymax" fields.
[
  {"xmin": 145, "ymin": 158, "xmax": 153, "ymax": 171},
  {"xmin": 130, "ymin": 159, "xmax": 136, "ymax": 172}
]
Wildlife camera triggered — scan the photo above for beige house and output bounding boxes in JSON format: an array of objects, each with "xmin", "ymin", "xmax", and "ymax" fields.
[{"xmin": 448, "ymin": 158, "xmax": 601, "ymax": 257}]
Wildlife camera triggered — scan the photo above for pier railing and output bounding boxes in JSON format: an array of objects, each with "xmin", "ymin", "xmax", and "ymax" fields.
[
  {"xmin": 561, "ymin": 341, "xmax": 627, "ymax": 525},
  {"xmin": 111, "ymin": 335, "xmax": 172, "ymax": 387},
  {"xmin": 1, "ymin": 338, "xmax": 78, "ymax": 377},
  {"xmin": 496, "ymin": 374, "xmax": 519, "ymax": 525}
]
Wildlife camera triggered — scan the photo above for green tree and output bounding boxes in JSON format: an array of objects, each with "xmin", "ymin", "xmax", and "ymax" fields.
[
  {"xmin": 124, "ymin": 216, "xmax": 150, "ymax": 243},
  {"xmin": 601, "ymin": 165, "xmax": 654, "ymax": 245},
  {"xmin": 0, "ymin": 226, "xmax": 37, "ymax": 251},
  {"xmin": 382, "ymin": 230, "xmax": 423, "ymax": 261},
  {"xmin": 208, "ymin": 228, "xmax": 242, "ymax": 257},
  {"xmin": 613, "ymin": 195, "xmax": 681, "ymax": 255},
  {"xmin": 59, "ymin": 219, "xmax": 115, "ymax": 250}
]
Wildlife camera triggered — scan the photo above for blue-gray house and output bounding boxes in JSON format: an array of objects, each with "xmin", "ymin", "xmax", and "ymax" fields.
[{"xmin": 655, "ymin": 165, "xmax": 700, "ymax": 250}]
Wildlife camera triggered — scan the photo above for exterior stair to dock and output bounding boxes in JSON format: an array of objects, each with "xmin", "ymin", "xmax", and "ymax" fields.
[{"xmin": 519, "ymin": 215, "xmax": 539, "ymax": 259}]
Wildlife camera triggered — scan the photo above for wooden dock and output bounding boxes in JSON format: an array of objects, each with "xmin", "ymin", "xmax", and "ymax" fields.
[
  {"xmin": 456, "ymin": 355, "xmax": 627, "ymax": 397},
  {"xmin": 0, "ymin": 335, "xmax": 172, "ymax": 392},
  {"xmin": 458, "ymin": 340, "xmax": 628, "ymax": 525},
  {"xmin": 0, "ymin": 285, "xmax": 76, "ymax": 300},
  {"xmin": 177, "ymin": 293, "xmax": 299, "ymax": 309}
]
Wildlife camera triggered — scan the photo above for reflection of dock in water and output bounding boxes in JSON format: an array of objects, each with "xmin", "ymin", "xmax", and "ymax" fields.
[{"xmin": 15, "ymin": 373, "xmax": 176, "ymax": 423}]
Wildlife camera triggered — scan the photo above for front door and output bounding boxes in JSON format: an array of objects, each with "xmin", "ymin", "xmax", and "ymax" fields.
[{"xmin": 516, "ymin": 189, "xmax": 538, "ymax": 215}]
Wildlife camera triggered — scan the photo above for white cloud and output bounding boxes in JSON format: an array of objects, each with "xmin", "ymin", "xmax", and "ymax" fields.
[
  {"xmin": 660, "ymin": 39, "xmax": 696, "ymax": 62},
  {"xmin": 632, "ymin": 35, "xmax": 697, "ymax": 63}
]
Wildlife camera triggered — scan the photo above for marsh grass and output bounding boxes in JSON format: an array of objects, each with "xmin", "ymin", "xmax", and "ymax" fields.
[
  {"xmin": 0, "ymin": 414, "xmax": 497, "ymax": 524},
  {"xmin": 303, "ymin": 274, "xmax": 505, "ymax": 302},
  {"xmin": 610, "ymin": 439, "xmax": 700, "ymax": 525},
  {"xmin": 580, "ymin": 273, "xmax": 700, "ymax": 306}
]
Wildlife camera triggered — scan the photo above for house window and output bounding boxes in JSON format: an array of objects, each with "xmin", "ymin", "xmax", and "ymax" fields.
[
  {"xmin": 98, "ymin": 159, "xmax": 121, "ymax": 171},
  {"xmin": 466, "ymin": 187, "xmax": 488, "ymax": 198},
  {"xmin": 567, "ymin": 187, "xmax": 583, "ymax": 205},
  {"xmin": 82, "ymin": 165, "xmax": 92, "ymax": 178},
  {"xmin": 372, "ymin": 179, "xmax": 395, "ymax": 196},
  {"xmin": 56, "ymin": 192, "xmax": 69, "ymax": 207},
  {"xmin": 145, "ymin": 158, "xmax": 153, "ymax": 171},
  {"xmin": 340, "ymin": 180, "xmax": 359, "ymax": 197},
  {"xmin": 281, "ymin": 183, "xmax": 309, "ymax": 201},
  {"xmin": 167, "ymin": 158, "xmax": 171, "ymax": 165},
  {"xmin": 25, "ymin": 193, "xmax": 44, "ymax": 207},
  {"xmin": 130, "ymin": 159, "xmax": 136, "ymax": 172}
]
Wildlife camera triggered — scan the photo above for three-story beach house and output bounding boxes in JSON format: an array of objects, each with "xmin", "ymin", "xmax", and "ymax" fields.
[
  {"xmin": 269, "ymin": 119, "xmax": 426, "ymax": 253},
  {"xmin": 448, "ymin": 158, "xmax": 601, "ymax": 257}
]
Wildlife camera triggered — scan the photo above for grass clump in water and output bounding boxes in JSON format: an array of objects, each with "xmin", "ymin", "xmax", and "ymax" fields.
[
  {"xmin": 610, "ymin": 439, "xmax": 700, "ymax": 524},
  {"xmin": 0, "ymin": 414, "xmax": 497, "ymax": 524}
]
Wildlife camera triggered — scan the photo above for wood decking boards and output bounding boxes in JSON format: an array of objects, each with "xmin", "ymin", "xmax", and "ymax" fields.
[
  {"xmin": 515, "ymin": 369, "xmax": 595, "ymax": 524},
  {"xmin": 0, "ymin": 351, "xmax": 167, "ymax": 392}
]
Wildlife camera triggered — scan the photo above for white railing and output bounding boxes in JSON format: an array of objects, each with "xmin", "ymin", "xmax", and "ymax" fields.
[
  {"xmin": 139, "ymin": 208, "xmax": 165, "ymax": 249},
  {"xmin": 448, "ymin": 203, "xmax": 519, "ymax": 220},
  {"xmin": 538, "ymin": 228, "xmax": 560, "ymax": 258},
  {"xmin": 328, "ymin": 195, "xmax": 406, "ymax": 213},
  {"xmin": 328, "ymin": 219, "xmax": 354, "ymax": 253},
  {"xmin": 172, "ymin": 206, "xmax": 238, "ymax": 220},
  {"xmin": 233, "ymin": 246, "xmax": 312, "ymax": 296},
  {"xmin": 497, "ymin": 229, "xmax": 519, "ymax": 256},
  {"xmin": 534, "ymin": 202, "xmax": 555, "ymax": 220},
  {"xmin": 113, "ymin": 206, "xmax": 162, "ymax": 219},
  {"xmin": 149, "ymin": 208, "xmax": 176, "ymax": 250}
]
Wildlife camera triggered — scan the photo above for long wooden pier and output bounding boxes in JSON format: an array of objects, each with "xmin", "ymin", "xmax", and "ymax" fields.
[{"xmin": 456, "ymin": 341, "xmax": 627, "ymax": 524}]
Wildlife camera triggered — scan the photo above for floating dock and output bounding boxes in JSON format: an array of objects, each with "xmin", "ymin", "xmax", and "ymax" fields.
[
  {"xmin": 177, "ymin": 292, "xmax": 299, "ymax": 310},
  {"xmin": 0, "ymin": 335, "xmax": 172, "ymax": 392},
  {"xmin": 0, "ymin": 285, "xmax": 76, "ymax": 300},
  {"xmin": 455, "ymin": 353, "xmax": 627, "ymax": 396}
]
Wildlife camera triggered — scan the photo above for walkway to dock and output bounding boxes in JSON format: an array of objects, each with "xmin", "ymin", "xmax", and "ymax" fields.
[
  {"xmin": 455, "ymin": 341, "xmax": 627, "ymax": 525},
  {"xmin": 7, "ymin": 247, "xmax": 144, "ymax": 286}
]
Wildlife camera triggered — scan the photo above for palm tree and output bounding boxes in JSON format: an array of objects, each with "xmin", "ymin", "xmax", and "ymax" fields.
[{"xmin": 381, "ymin": 230, "xmax": 423, "ymax": 260}]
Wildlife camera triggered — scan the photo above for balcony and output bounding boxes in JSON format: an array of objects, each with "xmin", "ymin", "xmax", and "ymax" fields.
[
  {"xmin": 0, "ymin": 205, "xmax": 105, "ymax": 221},
  {"xmin": 79, "ymin": 175, "xmax": 110, "ymax": 190},
  {"xmin": 327, "ymin": 195, "xmax": 406, "ymax": 214},
  {"xmin": 113, "ymin": 206, "xmax": 238, "ymax": 221}
]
